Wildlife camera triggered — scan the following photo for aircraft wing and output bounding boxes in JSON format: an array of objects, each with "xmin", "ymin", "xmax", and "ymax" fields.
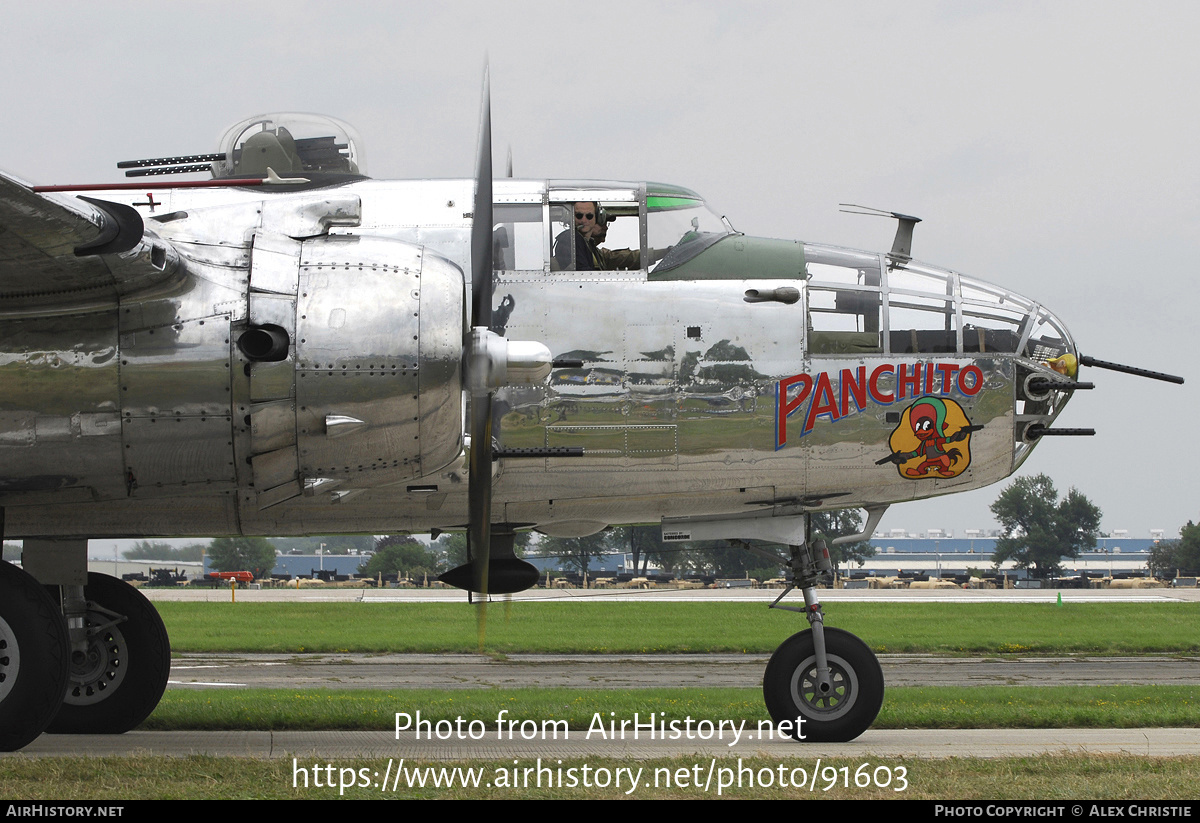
[{"xmin": 0, "ymin": 169, "xmax": 169, "ymax": 314}]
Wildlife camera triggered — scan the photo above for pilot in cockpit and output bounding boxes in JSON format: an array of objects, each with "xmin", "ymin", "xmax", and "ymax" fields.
[
  {"xmin": 552, "ymin": 201, "xmax": 600, "ymax": 271},
  {"xmin": 553, "ymin": 200, "xmax": 662, "ymax": 271}
]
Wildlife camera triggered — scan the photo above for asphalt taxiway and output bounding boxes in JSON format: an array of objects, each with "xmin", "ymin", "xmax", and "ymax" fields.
[
  {"xmin": 165, "ymin": 652, "xmax": 1200, "ymax": 690},
  {"xmin": 11, "ymin": 728, "xmax": 1200, "ymax": 760}
]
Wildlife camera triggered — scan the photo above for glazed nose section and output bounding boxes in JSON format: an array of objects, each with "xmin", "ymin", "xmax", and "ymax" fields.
[
  {"xmin": 1011, "ymin": 301, "xmax": 1089, "ymax": 445},
  {"xmin": 1015, "ymin": 303, "xmax": 1077, "ymax": 369},
  {"xmin": 954, "ymin": 274, "xmax": 1076, "ymax": 362}
]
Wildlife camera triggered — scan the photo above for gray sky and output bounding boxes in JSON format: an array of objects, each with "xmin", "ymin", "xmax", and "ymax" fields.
[{"xmin": 2, "ymin": 1, "xmax": 1197, "ymax": 538}]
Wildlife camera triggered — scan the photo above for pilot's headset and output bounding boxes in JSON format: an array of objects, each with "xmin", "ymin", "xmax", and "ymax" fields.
[{"xmin": 593, "ymin": 205, "xmax": 610, "ymax": 240}]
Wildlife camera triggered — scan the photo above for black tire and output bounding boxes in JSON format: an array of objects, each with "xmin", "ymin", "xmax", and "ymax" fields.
[
  {"xmin": 45, "ymin": 573, "xmax": 170, "ymax": 734},
  {"xmin": 0, "ymin": 561, "xmax": 69, "ymax": 751},
  {"xmin": 763, "ymin": 627, "xmax": 884, "ymax": 743}
]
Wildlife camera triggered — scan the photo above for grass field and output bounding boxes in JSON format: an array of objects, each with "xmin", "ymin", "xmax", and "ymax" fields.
[
  {"xmin": 157, "ymin": 600, "xmax": 1200, "ymax": 654},
  {"xmin": 146, "ymin": 685, "xmax": 1200, "ymax": 731},
  {"xmin": 5, "ymin": 753, "xmax": 1200, "ymax": 800}
]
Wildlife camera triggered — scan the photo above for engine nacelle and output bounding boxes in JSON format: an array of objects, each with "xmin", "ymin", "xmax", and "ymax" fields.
[{"xmin": 244, "ymin": 233, "xmax": 464, "ymax": 507}]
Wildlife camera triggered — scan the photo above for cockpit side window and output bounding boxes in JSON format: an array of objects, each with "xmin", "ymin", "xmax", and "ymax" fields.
[
  {"xmin": 549, "ymin": 201, "xmax": 643, "ymax": 272},
  {"xmin": 549, "ymin": 203, "xmax": 581, "ymax": 271},
  {"xmin": 805, "ymin": 248, "xmax": 883, "ymax": 354},
  {"xmin": 494, "ymin": 204, "xmax": 545, "ymax": 272},
  {"xmin": 885, "ymin": 263, "xmax": 959, "ymax": 354},
  {"xmin": 595, "ymin": 205, "xmax": 641, "ymax": 269}
]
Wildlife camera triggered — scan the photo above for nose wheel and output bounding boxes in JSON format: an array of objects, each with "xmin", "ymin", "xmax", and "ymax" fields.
[
  {"xmin": 762, "ymin": 528, "xmax": 884, "ymax": 742},
  {"xmin": 763, "ymin": 627, "xmax": 883, "ymax": 742}
]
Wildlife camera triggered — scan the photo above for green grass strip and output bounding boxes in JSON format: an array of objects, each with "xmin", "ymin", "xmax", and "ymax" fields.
[
  {"xmin": 157, "ymin": 601, "xmax": 1200, "ymax": 654},
  {"xmin": 147, "ymin": 685, "xmax": 1200, "ymax": 731},
  {"xmin": 4, "ymin": 753, "xmax": 1199, "ymax": 799}
]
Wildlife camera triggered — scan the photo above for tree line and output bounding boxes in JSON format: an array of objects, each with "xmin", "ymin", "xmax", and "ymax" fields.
[
  {"xmin": 52, "ymin": 472, "xmax": 1197, "ymax": 581},
  {"xmin": 353, "ymin": 512, "xmax": 877, "ymax": 582}
]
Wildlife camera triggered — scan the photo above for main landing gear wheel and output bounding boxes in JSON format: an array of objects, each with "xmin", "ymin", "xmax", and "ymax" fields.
[
  {"xmin": 763, "ymin": 627, "xmax": 883, "ymax": 743},
  {"xmin": 46, "ymin": 573, "xmax": 170, "ymax": 735},
  {"xmin": 0, "ymin": 562, "xmax": 69, "ymax": 751}
]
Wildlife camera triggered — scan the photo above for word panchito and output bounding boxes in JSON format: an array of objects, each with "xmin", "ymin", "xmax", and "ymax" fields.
[
  {"xmin": 396, "ymin": 710, "xmax": 805, "ymax": 747},
  {"xmin": 775, "ymin": 360, "xmax": 985, "ymax": 447}
]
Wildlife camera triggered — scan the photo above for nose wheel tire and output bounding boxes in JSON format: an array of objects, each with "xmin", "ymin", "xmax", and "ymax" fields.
[
  {"xmin": 0, "ymin": 562, "xmax": 69, "ymax": 751},
  {"xmin": 763, "ymin": 627, "xmax": 883, "ymax": 743},
  {"xmin": 46, "ymin": 573, "xmax": 170, "ymax": 735}
]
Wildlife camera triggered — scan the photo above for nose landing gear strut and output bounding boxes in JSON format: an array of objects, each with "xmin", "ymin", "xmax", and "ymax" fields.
[{"xmin": 762, "ymin": 528, "xmax": 883, "ymax": 743}]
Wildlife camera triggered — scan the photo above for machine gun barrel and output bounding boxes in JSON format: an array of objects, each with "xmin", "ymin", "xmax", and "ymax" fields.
[
  {"xmin": 1080, "ymin": 355, "xmax": 1183, "ymax": 384},
  {"xmin": 1027, "ymin": 378, "xmax": 1094, "ymax": 392},
  {"xmin": 117, "ymin": 153, "xmax": 223, "ymax": 168},
  {"xmin": 1025, "ymin": 424, "xmax": 1096, "ymax": 439}
]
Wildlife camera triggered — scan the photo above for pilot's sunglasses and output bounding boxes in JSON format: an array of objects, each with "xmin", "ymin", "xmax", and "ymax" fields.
[{"xmin": 575, "ymin": 212, "xmax": 595, "ymax": 220}]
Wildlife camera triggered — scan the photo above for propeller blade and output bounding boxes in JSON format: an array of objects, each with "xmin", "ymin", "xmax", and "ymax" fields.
[
  {"xmin": 467, "ymin": 393, "xmax": 493, "ymax": 643},
  {"xmin": 437, "ymin": 65, "xmax": 541, "ymax": 620},
  {"xmin": 470, "ymin": 66, "xmax": 493, "ymax": 332},
  {"xmin": 468, "ymin": 64, "xmax": 495, "ymax": 645}
]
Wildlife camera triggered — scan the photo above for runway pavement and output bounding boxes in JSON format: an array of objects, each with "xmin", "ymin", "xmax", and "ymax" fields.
[
  {"xmin": 165, "ymin": 652, "xmax": 1200, "ymax": 690},
  {"xmin": 11, "ymin": 728, "xmax": 1200, "ymax": 760},
  {"xmin": 139, "ymin": 586, "xmax": 1200, "ymax": 603}
]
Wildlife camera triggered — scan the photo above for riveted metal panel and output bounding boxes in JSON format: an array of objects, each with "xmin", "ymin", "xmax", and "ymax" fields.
[
  {"xmin": 293, "ymin": 235, "xmax": 463, "ymax": 485},
  {"xmin": 545, "ymin": 424, "xmax": 678, "ymax": 470},
  {"xmin": 256, "ymin": 479, "xmax": 301, "ymax": 509},
  {"xmin": 248, "ymin": 293, "xmax": 296, "ymax": 335},
  {"xmin": 417, "ymin": 253, "xmax": 465, "ymax": 473},
  {"xmin": 123, "ymin": 415, "xmax": 236, "ymax": 492},
  {"xmin": 0, "ymin": 304, "xmax": 157, "ymax": 502},
  {"xmin": 296, "ymin": 371, "xmax": 421, "ymax": 477},
  {"xmin": 249, "ymin": 231, "xmax": 302, "ymax": 295},
  {"xmin": 250, "ymin": 399, "xmax": 296, "ymax": 454},
  {"xmin": 251, "ymin": 444, "xmax": 298, "ymax": 489},
  {"xmin": 119, "ymin": 315, "xmax": 232, "ymax": 417},
  {"xmin": 261, "ymin": 194, "xmax": 361, "ymax": 238},
  {"xmin": 249, "ymin": 355, "xmax": 295, "ymax": 402}
]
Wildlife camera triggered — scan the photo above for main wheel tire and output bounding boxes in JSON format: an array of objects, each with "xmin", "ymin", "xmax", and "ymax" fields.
[
  {"xmin": 45, "ymin": 573, "xmax": 170, "ymax": 735},
  {"xmin": 763, "ymin": 627, "xmax": 884, "ymax": 743},
  {"xmin": 0, "ymin": 562, "xmax": 69, "ymax": 751}
]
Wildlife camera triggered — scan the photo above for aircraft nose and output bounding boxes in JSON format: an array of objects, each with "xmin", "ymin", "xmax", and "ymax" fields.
[
  {"xmin": 1022, "ymin": 305, "xmax": 1078, "ymax": 367},
  {"xmin": 956, "ymin": 274, "xmax": 1077, "ymax": 365}
]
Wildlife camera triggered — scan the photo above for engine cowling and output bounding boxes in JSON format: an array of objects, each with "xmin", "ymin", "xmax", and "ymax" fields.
[{"xmin": 245, "ymin": 233, "xmax": 464, "ymax": 507}]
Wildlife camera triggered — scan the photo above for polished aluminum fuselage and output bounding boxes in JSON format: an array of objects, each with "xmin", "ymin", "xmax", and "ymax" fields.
[{"xmin": 0, "ymin": 178, "xmax": 1073, "ymax": 538}]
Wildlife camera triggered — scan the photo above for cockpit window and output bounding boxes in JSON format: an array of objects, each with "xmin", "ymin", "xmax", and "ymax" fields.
[
  {"xmin": 805, "ymin": 246, "xmax": 883, "ymax": 354},
  {"xmin": 885, "ymin": 262, "xmax": 958, "ymax": 354},
  {"xmin": 494, "ymin": 204, "xmax": 545, "ymax": 271},
  {"xmin": 549, "ymin": 198, "xmax": 643, "ymax": 272},
  {"xmin": 646, "ymin": 195, "xmax": 733, "ymax": 274}
]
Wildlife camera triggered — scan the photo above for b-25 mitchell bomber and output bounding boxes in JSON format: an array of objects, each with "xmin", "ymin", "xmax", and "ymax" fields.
[{"xmin": 0, "ymin": 88, "xmax": 1182, "ymax": 751}]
